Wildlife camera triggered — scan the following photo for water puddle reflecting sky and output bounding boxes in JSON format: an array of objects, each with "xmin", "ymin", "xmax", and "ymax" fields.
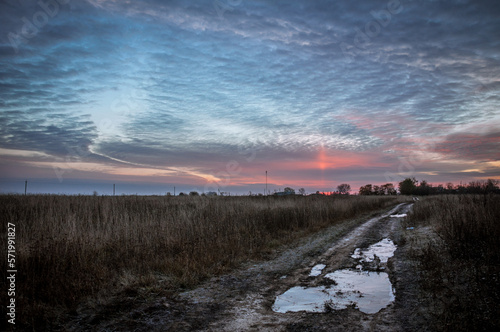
[
  {"xmin": 273, "ymin": 238, "xmax": 397, "ymax": 314},
  {"xmin": 273, "ymin": 270, "xmax": 395, "ymax": 314},
  {"xmin": 309, "ymin": 264, "xmax": 326, "ymax": 277},
  {"xmin": 351, "ymin": 238, "xmax": 397, "ymax": 264}
]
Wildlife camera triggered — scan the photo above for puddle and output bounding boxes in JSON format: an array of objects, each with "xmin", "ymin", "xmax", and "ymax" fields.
[
  {"xmin": 351, "ymin": 238, "xmax": 397, "ymax": 264},
  {"xmin": 273, "ymin": 238, "xmax": 398, "ymax": 315},
  {"xmin": 390, "ymin": 214, "xmax": 407, "ymax": 218},
  {"xmin": 273, "ymin": 270, "xmax": 395, "ymax": 314},
  {"xmin": 309, "ymin": 264, "xmax": 326, "ymax": 277},
  {"xmin": 273, "ymin": 286, "xmax": 331, "ymax": 313}
]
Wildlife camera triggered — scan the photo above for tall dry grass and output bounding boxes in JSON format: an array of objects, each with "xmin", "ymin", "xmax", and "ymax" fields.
[
  {"xmin": 407, "ymin": 194, "xmax": 500, "ymax": 331},
  {"xmin": 409, "ymin": 194, "xmax": 500, "ymax": 262},
  {"xmin": 0, "ymin": 194, "xmax": 405, "ymax": 329}
]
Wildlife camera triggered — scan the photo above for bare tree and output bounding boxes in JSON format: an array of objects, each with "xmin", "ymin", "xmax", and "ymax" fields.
[
  {"xmin": 359, "ymin": 184, "xmax": 373, "ymax": 195},
  {"xmin": 337, "ymin": 183, "xmax": 351, "ymax": 195},
  {"xmin": 381, "ymin": 183, "xmax": 397, "ymax": 195}
]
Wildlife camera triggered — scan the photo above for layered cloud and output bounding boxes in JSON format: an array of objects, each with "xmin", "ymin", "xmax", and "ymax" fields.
[
  {"xmin": 0, "ymin": 0, "xmax": 499, "ymax": 193},
  {"xmin": 433, "ymin": 131, "xmax": 500, "ymax": 162}
]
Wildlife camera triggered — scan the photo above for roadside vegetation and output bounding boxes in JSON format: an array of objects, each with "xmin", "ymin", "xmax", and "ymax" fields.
[
  {"xmin": 406, "ymin": 194, "xmax": 500, "ymax": 331},
  {"xmin": 0, "ymin": 194, "xmax": 406, "ymax": 330}
]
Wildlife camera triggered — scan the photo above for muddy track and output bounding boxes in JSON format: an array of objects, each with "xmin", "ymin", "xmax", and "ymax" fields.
[{"xmin": 69, "ymin": 203, "xmax": 415, "ymax": 331}]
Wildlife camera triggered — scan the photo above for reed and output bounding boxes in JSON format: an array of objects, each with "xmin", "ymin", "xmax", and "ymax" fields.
[
  {"xmin": 0, "ymin": 194, "xmax": 405, "ymax": 329},
  {"xmin": 407, "ymin": 194, "xmax": 500, "ymax": 331}
]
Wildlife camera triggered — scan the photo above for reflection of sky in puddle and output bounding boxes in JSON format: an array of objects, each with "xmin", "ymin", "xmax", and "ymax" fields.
[
  {"xmin": 273, "ymin": 238, "xmax": 397, "ymax": 314},
  {"xmin": 309, "ymin": 264, "xmax": 326, "ymax": 276},
  {"xmin": 351, "ymin": 238, "xmax": 397, "ymax": 263},
  {"xmin": 273, "ymin": 270, "xmax": 395, "ymax": 314}
]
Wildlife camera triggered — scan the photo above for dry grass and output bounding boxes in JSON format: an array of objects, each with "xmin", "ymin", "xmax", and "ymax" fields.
[
  {"xmin": 407, "ymin": 194, "xmax": 500, "ymax": 331},
  {"xmin": 0, "ymin": 194, "xmax": 405, "ymax": 330}
]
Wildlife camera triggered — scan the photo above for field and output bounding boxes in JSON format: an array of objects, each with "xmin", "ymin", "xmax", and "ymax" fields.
[
  {"xmin": 1, "ymin": 194, "xmax": 499, "ymax": 331},
  {"xmin": 403, "ymin": 194, "xmax": 500, "ymax": 331},
  {"xmin": 0, "ymin": 194, "xmax": 405, "ymax": 330}
]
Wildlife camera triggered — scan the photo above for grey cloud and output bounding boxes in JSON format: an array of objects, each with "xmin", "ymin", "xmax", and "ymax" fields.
[
  {"xmin": 0, "ymin": 111, "xmax": 98, "ymax": 157},
  {"xmin": 433, "ymin": 131, "xmax": 500, "ymax": 162}
]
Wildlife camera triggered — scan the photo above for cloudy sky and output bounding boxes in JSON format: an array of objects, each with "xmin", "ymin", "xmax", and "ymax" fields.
[{"xmin": 1, "ymin": 0, "xmax": 499, "ymax": 195}]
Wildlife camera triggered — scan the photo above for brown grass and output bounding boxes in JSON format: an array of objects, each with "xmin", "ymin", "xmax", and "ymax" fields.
[
  {"xmin": 0, "ymin": 194, "xmax": 406, "ymax": 330},
  {"xmin": 407, "ymin": 194, "xmax": 500, "ymax": 331}
]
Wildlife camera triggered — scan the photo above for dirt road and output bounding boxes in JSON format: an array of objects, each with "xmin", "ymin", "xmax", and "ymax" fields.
[{"xmin": 70, "ymin": 203, "xmax": 420, "ymax": 331}]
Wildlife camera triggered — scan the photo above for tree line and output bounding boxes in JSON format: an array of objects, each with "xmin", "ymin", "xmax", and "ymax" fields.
[
  {"xmin": 359, "ymin": 178, "xmax": 500, "ymax": 196},
  {"xmin": 167, "ymin": 178, "xmax": 499, "ymax": 197}
]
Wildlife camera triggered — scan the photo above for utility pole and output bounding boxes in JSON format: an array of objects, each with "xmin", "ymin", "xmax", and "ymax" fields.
[
  {"xmin": 174, "ymin": 186, "xmax": 176, "ymax": 196},
  {"xmin": 25, "ymin": 180, "xmax": 27, "ymax": 195},
  {"xmin": 265, "ymin": 170, "xmax": 267, "ymax": 196},
  {"xmin": 113, "ymin": 184, "xmax": 115, "ymax": 196}
]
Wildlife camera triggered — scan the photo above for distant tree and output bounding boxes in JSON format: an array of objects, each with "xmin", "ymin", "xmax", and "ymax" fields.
[
  {"xmin": 189, "ymin": 191, "xmax": 199, "ymax": 196},
  {"xmin": 486, "ymin": 179, "xmax": 500, "ymax": 193},
  {"xmin": 381, "ymin": 183, "xmax": 397, "ymax": 195},
  {"xmin": 298, "ymin": 188, "xmax": 306, "ymax": 195},
  {"xmin": 436, "ymin": 184, "xmax": 444, "ymax": 193},
  {"xmin": 466, "ymin": 179, "xmax": 500, "ymax": 194},
  {"xmin": 399, "ymin": 178, "xmax": 417, "ymax": 195},
  {"xmin": 420, "ymin": 180, "xmax": 500, "ymax": 195},
  {"xmin": 178, "ymin": 192, "xmax": 186, "ymax": 196},
  {"xmin": 467, "ymin": 181, "xmax": 482, "ymax": 194},
  {"xmin": 456, "ymin": 184, "xmax": 467, "ymax": 194},
  {"xmin": 283, "ymin": 187, "xmax": 295, "ymax": 194},
  {"xmin": 337, "ymin": 183, "xmax": 351, "ymax": 195},
  {"xmin": 377, "ymin": 185, "xmax": 385, "ymax": 195},
  {"xmin": 415, "ymin": 180, "xmax": 431, "ymax": 195},
  {"xmin": 359, "ymin": 184, "xmax": 373, "ymax": 195}
]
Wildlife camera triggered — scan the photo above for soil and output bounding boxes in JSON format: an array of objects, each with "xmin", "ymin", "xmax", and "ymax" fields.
[{"xmin": 66, "ymin": 202, "xmax": 430, "ymax": 331}]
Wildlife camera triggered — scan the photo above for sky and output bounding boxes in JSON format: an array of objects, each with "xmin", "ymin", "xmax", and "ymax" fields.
[{"xmin": 0, "ymin": 0, "xmax": 499, "ymax": 195}]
